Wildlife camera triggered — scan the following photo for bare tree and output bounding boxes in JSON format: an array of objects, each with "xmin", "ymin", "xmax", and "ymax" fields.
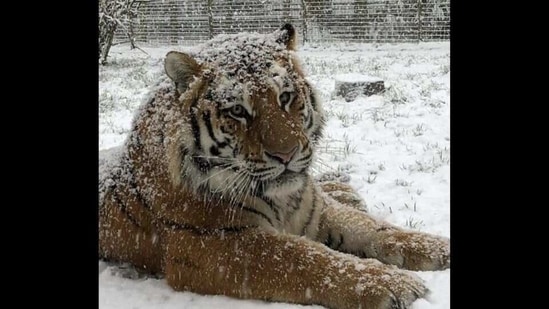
[
  {"xmin": 299, "ymin": 0, "xmax": 309, "ymax": 43},
  {"xmin": 207, "ymin": 0, "xmax": 214, "ymax": 39},
  {"xmin": 99, "ymin": 0, "xmax": 139, "ymax": 65}
]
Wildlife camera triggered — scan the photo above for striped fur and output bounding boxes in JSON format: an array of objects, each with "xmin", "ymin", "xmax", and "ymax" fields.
[{"xmin": 99, "ymin": 24, "xmax": 449, "ymax": 309}]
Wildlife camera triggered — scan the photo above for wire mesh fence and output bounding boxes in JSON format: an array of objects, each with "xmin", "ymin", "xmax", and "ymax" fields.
[{"xmin": 115, "ymin": 0, "xmax": 449, "ymax": 45}]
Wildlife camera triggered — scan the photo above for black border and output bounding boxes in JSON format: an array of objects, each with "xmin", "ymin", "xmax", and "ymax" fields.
[
  {"xmin": 450, "ymin": 1, "xmax": 513, "ymax": 306},
  {"xmin": 16, "ymin": 2, "xmax": 99, "ymax": 307},
  {"xmin": 13, "ymin": 0, "xmax": 526, "ymax": 307}
]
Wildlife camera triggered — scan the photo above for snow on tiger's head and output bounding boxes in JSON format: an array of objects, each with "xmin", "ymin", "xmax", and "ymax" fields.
[
  {"xmin": 163, "ymin": 24, "xmax": 325, "ymax": 196},
  {"xmin": 166, "ymin": 24, "xmax": 301, "ymax": 98}
]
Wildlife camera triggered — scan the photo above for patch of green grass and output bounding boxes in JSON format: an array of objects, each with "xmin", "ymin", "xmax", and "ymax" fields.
[
  {"xmin": 317, "ymin": 134, "xmax": 358, "ymax": 161},
  {"xmin": 395, "ymin": 179, "xmax": 413, "ymax": 187},
  {"xmin": 403, "ymin": 201, "xmax": 417, "ymax": 212},
  {"xmin": 331, "ymin": 110, "xmax": 365, "ymax": 128},
  {"xmin": 405, "ymin": 216, "xmax": 424, "ymax": 230},
  {"xmin": 440, "ymin": 63, "xmax": 450, "ymax": 74},
  {"xmin": 384, "ymin": 86, "xmax": 408, "ymax": 105},
  {"xmin": 378, "ymin": 163, "xmax": 386, "ymax": 171},
  {"xmin": 99, "ymin": 91, "xmax": 116, "ymax": 113},
  {"xmin": 403, "ymin": 153, "xmax": 450, "ymax": 173},
  {"xmin": 412, "ymin": 123, "xmax": 427, "ymax": 136},
  {"xmin": 425, "ymin": 98, "xmax": 446, "ymax": 108}
]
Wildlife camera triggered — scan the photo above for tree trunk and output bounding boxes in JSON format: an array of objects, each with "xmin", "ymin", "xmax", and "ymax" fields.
[
  {"xmin": 334, "ymin": 75, "xmax": 385, "ymax": 102},
  {"xmin": 300, "ymin": 0, "xmax": 308, "ymax": 43},
  {"xmin": 100, "ymin": 23, "xmax": 117, "ymax": 65},
  {"xmin": 207, "ymin": 0, "xmax": 214, "ymax": 39}
]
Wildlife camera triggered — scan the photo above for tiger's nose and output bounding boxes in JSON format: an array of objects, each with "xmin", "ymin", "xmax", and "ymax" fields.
[{"xmin": 265, "ymin": 146, "xmax": 298, "ymax": 164}]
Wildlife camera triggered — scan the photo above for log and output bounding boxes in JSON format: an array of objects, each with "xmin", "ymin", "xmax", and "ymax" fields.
[{"xmin": 334, "ymin": 74, "xmax": 385, "ymax": 102}]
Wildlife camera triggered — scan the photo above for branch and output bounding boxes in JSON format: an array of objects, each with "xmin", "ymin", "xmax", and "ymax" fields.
[{"xmin": 133, "ymin": 45, "xmax": 150, "ymax": 57}]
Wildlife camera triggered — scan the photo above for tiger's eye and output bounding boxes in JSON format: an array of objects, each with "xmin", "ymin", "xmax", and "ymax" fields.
[
  {"xmin": 230, "ymin": 104, "xmax": 246, "ymax": 117},
  {"xmin": 279, "ymin": 92, "xmax": 292, "ymax": 105}
]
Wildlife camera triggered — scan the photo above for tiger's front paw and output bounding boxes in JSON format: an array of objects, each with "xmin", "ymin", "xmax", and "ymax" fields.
[
  {"xmin": 353, "ymin": 261, "xmax": 428, "ymax": 309},
  {"xmin": 374, "ymin": 231, "xmax": 450, "ymax": 271}
]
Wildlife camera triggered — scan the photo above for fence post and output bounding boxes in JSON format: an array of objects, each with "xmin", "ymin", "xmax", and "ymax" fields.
[
  {"xmin": 417, "ymin": 0, "xmax": 422, "ymax": 42},
  {"xmin": 300, "ymin": 0, "xmax": 308, "ymax": 43},
  {"xmin": 207, "ymin": 0, "xmax": 214, "ymax": 39}
]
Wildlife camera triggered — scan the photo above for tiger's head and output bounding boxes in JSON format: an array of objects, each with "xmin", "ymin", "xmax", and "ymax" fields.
[{"xmin": 164, "ymin": 24, "xmax": 324, "ymax": 199}]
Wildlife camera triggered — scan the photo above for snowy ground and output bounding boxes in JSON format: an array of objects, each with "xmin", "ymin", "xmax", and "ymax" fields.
[{"xmin": 99, "ymin": 41, "xmax": 450, "ymax": 309}]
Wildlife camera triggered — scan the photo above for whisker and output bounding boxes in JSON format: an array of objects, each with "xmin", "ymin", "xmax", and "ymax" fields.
[
  {"xmin": 193, "ymin": 155, "xmax": 235, "ymax": 162},
  {"xmin": 310, "ymin": 156, "xmax": 337, "ymax": 176},
  {"xmin": 230, "ymin": 171, "xmax": 252, "ymax": 223},
  {"xmin": 219, "ymin": 169, "xmax": 246, "ymax": 200},
  {"xmin": 233, "ymin": 174, "xmax": 253, "ymax": 225},
  {"xmin": 198, "ymin": 162, "xmax": 240, "ymax": 185},
  {"xmin": 248, "ymin": 177, "xmax": 260, "ymax": 221},
  {"xmin": 223, "ymin": 170, "xmax": 248, "ymax": 225},
  {"xmin": 228, "ymin": 172, "xmax": 248, "ymax": 208}
]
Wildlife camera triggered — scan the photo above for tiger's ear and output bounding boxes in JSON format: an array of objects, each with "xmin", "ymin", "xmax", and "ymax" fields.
[
  {"xmin": 164, "ymin": 51, "xmax": 201, "ymax": 94},
  {"xmin": 276, "ymin": 23, "xmax": 297, "ymax": 50}
]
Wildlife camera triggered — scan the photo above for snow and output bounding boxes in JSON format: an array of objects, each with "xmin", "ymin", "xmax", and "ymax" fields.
[
  {"xmin": 99, "ymin": 40, "xmax": 450, "ymax": 308},
  {"xmin": 334, "ymin": 73, "xmax": 383, "ymax": 83}
]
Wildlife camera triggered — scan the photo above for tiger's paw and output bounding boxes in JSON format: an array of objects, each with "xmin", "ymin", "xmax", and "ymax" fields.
[
  {"xmin": 354, "ymin": 261, "xmax": 428, "ymax": 309},
  {"xmin": 373, "ymin": 231, "xmax": 450, "ymax": 271}
]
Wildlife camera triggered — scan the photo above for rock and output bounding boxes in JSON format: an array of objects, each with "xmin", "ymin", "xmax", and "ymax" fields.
[{"xmin": 334, "ymin": 73, "xmax": 385, "ymax": 102}]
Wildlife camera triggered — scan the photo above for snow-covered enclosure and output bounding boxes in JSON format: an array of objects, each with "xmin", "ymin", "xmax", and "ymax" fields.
[{"xmin": 99, "ymin": 41, "xmax": 450, "ymax": 309}]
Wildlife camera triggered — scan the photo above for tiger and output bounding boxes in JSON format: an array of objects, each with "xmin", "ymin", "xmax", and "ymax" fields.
[{"xmin": 99, "ymin": 24, "xmax": 450, "ymax": 309}]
